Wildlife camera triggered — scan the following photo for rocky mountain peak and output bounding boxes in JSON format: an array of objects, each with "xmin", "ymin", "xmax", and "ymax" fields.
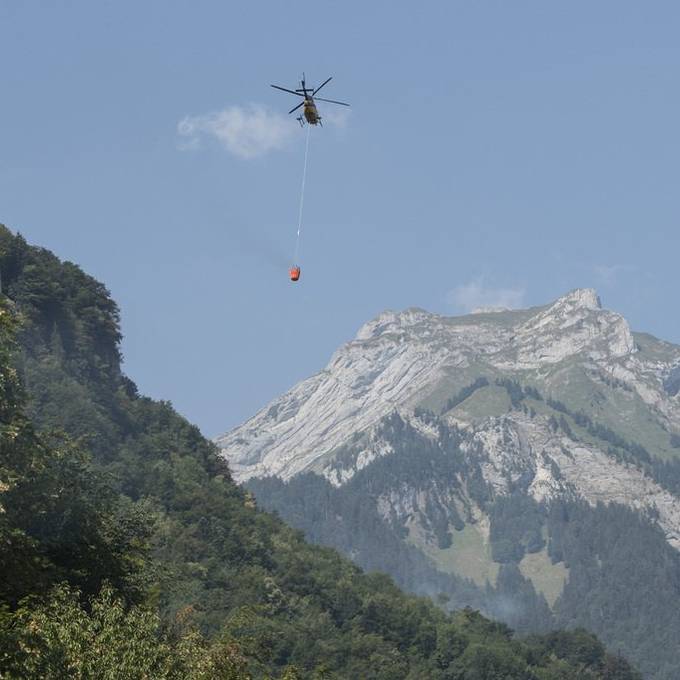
[
  {"xmin": 217, "ymin": 289, "xmax": 669, "ymax": 484},
  {"xmin": 553, "ymin": 287, "xmax": 602, "ymax": 311},
  {"xmin": 354, "ymin": 307, "xmax": 433, "ymax": 341},
  {"xmin": 508, "ymin": 288, "xmax": 634, "ymax": 367}
]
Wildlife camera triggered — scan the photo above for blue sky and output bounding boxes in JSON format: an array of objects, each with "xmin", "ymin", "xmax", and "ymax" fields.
[{"xmin": 1, "ymin": 1, "xmax": 679, "ymax": 436}]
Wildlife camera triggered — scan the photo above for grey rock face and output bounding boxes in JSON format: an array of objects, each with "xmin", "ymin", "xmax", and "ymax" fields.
[{"xmin": 218, "ymin": 290, "xmax": 676, "ymax": 463}]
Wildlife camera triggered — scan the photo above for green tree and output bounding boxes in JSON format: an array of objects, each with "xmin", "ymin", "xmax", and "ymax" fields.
[{"xmin": 1, "ymin": 584, "xmax": 252, "ymax": 680}]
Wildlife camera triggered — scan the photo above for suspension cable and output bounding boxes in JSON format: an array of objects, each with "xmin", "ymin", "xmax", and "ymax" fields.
[{"xmin": 293, "ymin": 124, "xmax": 311, "ymax": 263}]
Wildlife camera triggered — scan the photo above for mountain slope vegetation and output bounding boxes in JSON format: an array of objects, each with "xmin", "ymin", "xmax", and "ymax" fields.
[{"xmin": 0, "ymin": 224, "xmax": 641, "ymax": 678}]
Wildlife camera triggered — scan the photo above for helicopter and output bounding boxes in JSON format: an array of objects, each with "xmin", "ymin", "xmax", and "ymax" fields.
[{"xmin": 271, "ymin": 74, "xmax": 349, "ymax": 126}]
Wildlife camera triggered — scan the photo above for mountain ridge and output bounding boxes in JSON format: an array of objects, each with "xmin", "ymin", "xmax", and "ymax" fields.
[{"xmin": 218, "ymin": 288, "xmax": 680, "ymax": 486}]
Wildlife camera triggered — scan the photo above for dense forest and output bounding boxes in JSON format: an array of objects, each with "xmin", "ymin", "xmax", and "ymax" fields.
[{"xmin": 0, "ymin": 225, "xmax": 640, "ymax": 678}]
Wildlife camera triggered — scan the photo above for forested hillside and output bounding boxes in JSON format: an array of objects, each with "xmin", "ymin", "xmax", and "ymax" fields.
[{"xmin": 0, "ymin": 225, "xmax": 640, "ymax": 678}]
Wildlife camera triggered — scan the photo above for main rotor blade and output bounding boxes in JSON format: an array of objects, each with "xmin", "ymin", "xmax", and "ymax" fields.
[
  {"xmin": 313, "ymin": 76, "xmax": 332, "ymax": 95},
  {"xmin": 271, "ymin": 84, "xmax": 304, "ymax": 97},
  {"xmin": 314, "ymin": 97, "xmax": 350, "ymax": 106},
  {"xmin": 288, "ymin": 101, "xmax": 304, "ymax": 115}
]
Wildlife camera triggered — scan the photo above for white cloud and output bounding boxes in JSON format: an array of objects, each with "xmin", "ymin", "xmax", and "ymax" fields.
[
  {"xmin": 447, "ymin": 279, "xmax": 526, "ymax": 314},
  {"xmin": 177, "ymin": 104, "xmax": 297, "ymax": 159}
]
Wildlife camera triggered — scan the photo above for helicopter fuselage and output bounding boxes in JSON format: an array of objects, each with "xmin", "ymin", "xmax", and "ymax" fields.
[{"xmin": 302, "ymin": 98, "xmax": 320, "ymax": 125}]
